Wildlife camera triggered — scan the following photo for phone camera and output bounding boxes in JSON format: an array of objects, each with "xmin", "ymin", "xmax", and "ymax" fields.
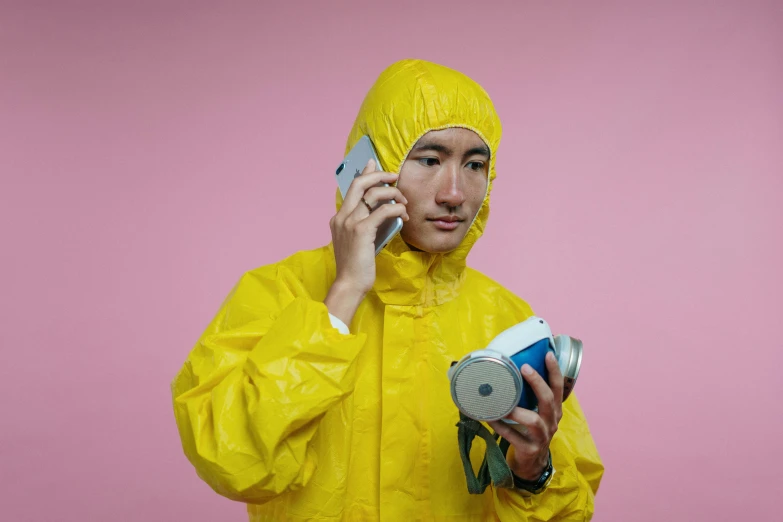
[{"xmin": 336, "ymin": 163, "xmax": 345, "ymax": 176}]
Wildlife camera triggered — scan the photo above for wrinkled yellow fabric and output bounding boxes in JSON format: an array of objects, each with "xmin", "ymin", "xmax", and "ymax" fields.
[{"xmin": 172, "ymin": 59, "xmax": 604, "ymax": 521}]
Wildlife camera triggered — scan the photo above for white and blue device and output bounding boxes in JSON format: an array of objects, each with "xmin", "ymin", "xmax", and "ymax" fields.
[{"xmin": 447, "ymin": 317, "xmax": 583, "ymax": 422}]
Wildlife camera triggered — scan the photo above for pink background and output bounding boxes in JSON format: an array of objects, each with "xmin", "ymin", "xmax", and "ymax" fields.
[{"xmin": 1, "ymin": 1, "xmax": 781, "ymax": 521}]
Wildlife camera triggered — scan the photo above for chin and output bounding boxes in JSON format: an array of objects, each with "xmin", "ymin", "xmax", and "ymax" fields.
[{"xmin": 402, "ymin": 233, "xmax": 464, "ymax": 254}]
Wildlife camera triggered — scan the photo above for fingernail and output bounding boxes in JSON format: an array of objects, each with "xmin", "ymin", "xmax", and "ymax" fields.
[
  {"xmin": 521, "ymin": 364, "xmax": 533, "ymax": 375},
  {"xmin": 546, "ymin": 352, "xmax": 555, "ymax": 362},
  {"xmin": 367, "ymin": 159, "xmax": 375, "ymax": 169}
]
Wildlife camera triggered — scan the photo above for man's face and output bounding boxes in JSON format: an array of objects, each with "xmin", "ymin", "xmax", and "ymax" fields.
[{"xmin": 396, "ymin": 128, "xmax": 490, "ymax": 253}]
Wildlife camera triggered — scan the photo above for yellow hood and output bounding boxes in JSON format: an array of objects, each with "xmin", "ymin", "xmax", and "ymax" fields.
[{"xmin": 338, "ymin": 59, "xmax": 503, "ymax": 306}]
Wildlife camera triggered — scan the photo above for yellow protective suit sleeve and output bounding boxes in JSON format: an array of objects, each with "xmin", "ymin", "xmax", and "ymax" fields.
[
  {"xmin": 492, "ymin": 394, "xmax": 604, "ymax": 521},
  {"xmin": 171, "ymin": 264, "xmax": 367, "ymax": 504}
]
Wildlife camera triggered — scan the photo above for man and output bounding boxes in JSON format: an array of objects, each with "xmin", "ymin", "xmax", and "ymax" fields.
[{"xmin": 172, "ymin": 59, "xmax": 604, "ymax": 521}]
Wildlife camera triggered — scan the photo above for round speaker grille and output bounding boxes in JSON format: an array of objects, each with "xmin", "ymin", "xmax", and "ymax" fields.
[{"xmin": 452, "ymin": 358, "xmax": 520, "ymax": 421}]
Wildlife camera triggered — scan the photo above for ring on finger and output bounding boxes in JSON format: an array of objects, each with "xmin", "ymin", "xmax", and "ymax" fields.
[{"xmin": 361, "ymin": 197, "xmax": 373, "ymax": 213}]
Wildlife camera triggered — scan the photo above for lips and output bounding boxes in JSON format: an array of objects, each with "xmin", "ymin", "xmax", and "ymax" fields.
[{"xmin": 428, "ymin": 216, "xmax": 464, "ymax": 230}]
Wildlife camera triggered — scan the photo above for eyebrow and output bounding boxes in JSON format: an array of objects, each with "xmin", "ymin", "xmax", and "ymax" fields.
[
  {"xmin": 412, "ymin": 141, "xmax": 491, "ymax": 159},
  {"xmin": 465, "ymin": 146, "xmax": 491, "ymax": 159}
]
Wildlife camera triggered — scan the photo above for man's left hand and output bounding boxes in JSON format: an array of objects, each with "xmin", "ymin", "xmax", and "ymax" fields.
[{"xmin": 488, "ymin": 351, "xmax": 563, "ymax": 481}]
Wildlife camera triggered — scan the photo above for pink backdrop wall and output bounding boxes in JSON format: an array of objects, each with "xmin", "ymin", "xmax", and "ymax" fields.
[{"xmin": 2, "ymin": 1, "xmax": 781, "ymax": 521}]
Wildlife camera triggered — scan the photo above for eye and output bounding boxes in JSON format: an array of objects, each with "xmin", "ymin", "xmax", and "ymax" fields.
[
  {"xmin": 467, "ymin": 161, "xmax": 485, "ymax": 171},
  {"xmin": 418, "ymin": 157, "xmax": 439, "ymax": 167}
]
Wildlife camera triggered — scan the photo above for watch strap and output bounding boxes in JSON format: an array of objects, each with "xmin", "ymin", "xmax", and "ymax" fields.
[{"xmin": 499, "ymin": 438, "xmax": 555, "ymax": 494}]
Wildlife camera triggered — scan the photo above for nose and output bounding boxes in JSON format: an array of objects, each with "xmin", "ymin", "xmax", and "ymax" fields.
[{"xmin": 435, "ymin": 163, "xmax": 466, "ymax": 208}]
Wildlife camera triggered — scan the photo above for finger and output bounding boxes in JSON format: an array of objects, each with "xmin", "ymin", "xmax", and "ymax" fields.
[
  {"xmin": 342, "ymin": 168, "xmax": 399, "ymax": 212},
  {"xmin": 362, "ymin": 186, "xmax": 408, "ymax": 208},
  {"xmin": 487, "ymin": 420, "xmax": 528, "ymax": 449},
  {"xmin": 519, "ymin": 362, "xmax": 556, "ymax": 425},
  {"xmin": 358, "ymin": 201, "xmax": 409, "ymax": 230},
  {"xmin": 488, "ymin": 415, "xmax": 547, "ymax": 460},
  {"xmin": 345, "ymin": 190, "xmax": 407, "ymax": 227},
  {"xmin": 504, "ymin": 406, "xmax": 546, "ymax": 441},
  {"xmin": 344, "ymin": 194, "xmax": 375, "ymax": 227},
  {"xmin": 545, "ymin": 351, "xmax": 564, "ymax": 409}
]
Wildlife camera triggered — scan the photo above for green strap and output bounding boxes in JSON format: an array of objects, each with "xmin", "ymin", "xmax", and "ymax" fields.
[{"xmin": 456, "ymin": 412, "xmax": 514, "ymax": 494}]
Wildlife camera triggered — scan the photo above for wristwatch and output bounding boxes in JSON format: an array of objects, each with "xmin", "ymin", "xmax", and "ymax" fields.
[{"xmin": 512, "ymin": 451, "xmax": 554, "ymax": 494}]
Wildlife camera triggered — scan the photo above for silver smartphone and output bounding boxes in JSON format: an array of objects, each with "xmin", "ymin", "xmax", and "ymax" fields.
[{"xmin": 335, "ymin": 136, "xmax": 404, "ymax": 256}]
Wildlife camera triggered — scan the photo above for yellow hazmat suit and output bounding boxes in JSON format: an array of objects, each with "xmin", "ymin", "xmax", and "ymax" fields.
[{"xmin": 172, "ymin": 59, "xmax": 604, "ymax": 521}]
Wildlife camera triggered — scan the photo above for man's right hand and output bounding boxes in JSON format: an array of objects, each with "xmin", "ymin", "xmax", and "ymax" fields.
[{"xmin": 325, "ymin": 159, "xmax": 408, "ymax": 326}]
